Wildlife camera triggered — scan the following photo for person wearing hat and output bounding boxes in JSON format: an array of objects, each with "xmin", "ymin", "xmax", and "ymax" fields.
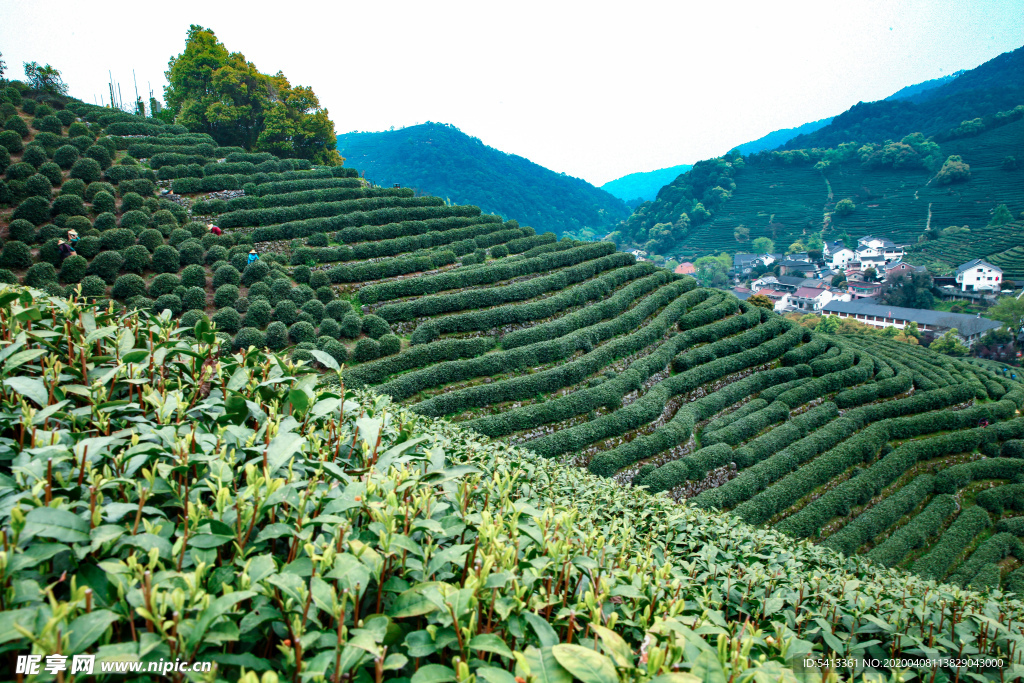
[
  {"xmin": 247, "ymin": 249, "xmax": 260, "ymax": 266},
  {"xmin": 208, "ymin": 223, "xmax": 222, "ymax": 236},
  {"xmin": 58, "ymin": 239, "xmax": 75, "ymax": 260},
  {"xmin": 66, "ymin": 228, "xmax": 79, "ymax": 246}
]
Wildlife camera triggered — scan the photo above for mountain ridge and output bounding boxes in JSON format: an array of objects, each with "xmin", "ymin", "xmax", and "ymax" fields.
[{"xmin": 336, "ymin": 122, "xmax": 628, "ymax": 240}]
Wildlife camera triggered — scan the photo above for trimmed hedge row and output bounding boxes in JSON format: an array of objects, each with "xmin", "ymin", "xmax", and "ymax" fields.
[
  {"xmin": 156, "ymin": 163, "xmax": 205, "ymax": 180},
  {"xmin": 343, "ymin": 337, "xmax": 497, "ymax": 388},
  {"xmin": 375, "ymin": 252, "xmax": 635, "ymax": 323},
  {"xmin": 702, "ymin": 400, "xmax": 791, "ymax": 447},
  {"xmin": 298, "ymin": 223, "xmax": 523, "ymax": 266},
  {"xmin": 809, "ymin": 347, "xmax": 855, "ymax": 376},
  {"xmin": 770, "ymin": 353, "xmax": 874, "ymax": 409},
  {"xmin": 915, "ymin": 506, "xmax": 993, "ymax": 580},
  {"xmin": 327, "ymin": 249, "xmax": 459, "ymax": 283},
  {"xmin": 778, "ymin": 421, "xmax": 1024, "ymax": 539},
  {"xmin": 508, "ymin": 233, "xmax": 558, "ymax": 255},
  {"xmin": 334, "ymin": 216, "xmax": 502, "ymax": 246},
  {"xmin": 249, "ymin": 204, "xmax": 484, "ymax": 242},
  {"xmin": 171, "ymin": 165, "xmax": 351, "ymax": 194},
  {"xmin": 730, "ymin": 400, "xmax": 838, "ymax": 470},
  {"xmin": 702, "ymin": 399, "xmax": 768, "ymax": 436},
  {"xmin": 465, "ymin": 288, "xmax": 734, "ymax": 438},
  {"xmin": 843, "ymin": 384, "xmax": 977, "ymax": 430},
  {"xmin": 758, "ymin": 377, "xmax": 810, "ymax": 403},
  {"xmin": 260, "ymin": 186, "xmax": 410, "ymax": 208},
  {"xmin": 866, "ymin": 494, "xmax": 956, "ymax": 568},
  {"xmin": 676, "ymin": 292, "xmax": 737, "ymax": 332},
  {"xmin": 255, "ymin": 176, "xmax": 363, "ymax": 195},
  {"xmin": 111, "ymin": 134, "xmax": 215, "ymax": 150},
  {"xmin": 641, "ymin": 443, "xmax": 734, "ymax": 493},
  {"xmin": 997, "ymin": 516, "xmax": 1024, "ymax": 535},
  {"xmin": 199, "ymin": 186, "xmax": 410, "ymax": 214},
  {"xmin": 833, "ymin": 365, "xmax": 913, "ymax": 409},
  {"xmin": 422, "ymin": 264, "xmax": 663, "ymax": 339},
  {"xmin": 734, "ymin": 422, "xmax": 890, "ymax": 525},
  {"xmin": 398, "ymin": 277, "xmax": 697, "ymax": 410},
  {"xmin": 935, "ymin": 456, "xmax": 1024, "ymax": 494},
  {"xmin": 360, "ymin": 241, "xmax": 618, "ymax": 305},
  {"xmin": 643, "ymin": 383, "xmax": 835, "ymax": 492},
  {"xmin": 821, "ymin": 474, "xmax": 936, "ymax": 556},
  {"xmin": 693, "ymin": 412, "xmax": 858, "ymax": 512},
  {"xmin": 949, "ymin": 532, "xmax": 1024, "ymax": 587},
  {"xmin": 217, "ymin": 195, "xmax": 445, "ymax": 228},
  {"xmin": 582, "ymin": 321, "xmax": 804, "ymax": 474},
  {"xmin": 782, "ymin": 337, "xmax": 830, "ymax": 365},
  {"xmin": 106, "ymin": 122, "xmax": 188, "ymax": 136},
  {"xmin": 977, "ymin": 483, "xmax": 1024, "ymax": 514}
]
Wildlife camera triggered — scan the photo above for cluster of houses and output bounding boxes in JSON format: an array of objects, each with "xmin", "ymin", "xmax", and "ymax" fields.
[{"xmin": 720, "ymin": 235, "xmax": 1008, "ymax": 345}]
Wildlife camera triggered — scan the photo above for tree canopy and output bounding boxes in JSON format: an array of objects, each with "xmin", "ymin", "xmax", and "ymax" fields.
[
  {"xmin": 881, "ymin": 270, "xmax": 935, "ymax": 309},
  {"xmin": 23, "ymin": 61, "xmax": 68, "ymax": 95},
  {"xmin": 164, "ymin": 25, "xmax": 341, "ymax": 165}
]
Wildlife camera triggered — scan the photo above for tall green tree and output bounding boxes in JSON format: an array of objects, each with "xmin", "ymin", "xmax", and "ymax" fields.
[
  {"xmin": 751, "ymin": 237, "xmax": 773, "ymax": 254},
  {"xmin": 881, "ymin": 271, "xmax": 934, "ymax": 309},
  {"xmin": 23, "ymin": 61, "xmax": 68, "ymax": 95},
  {"xmin": 990, "ymin": 296, "xmax": 1024, "ymax": 334},
  {"xmin": 164, "ymin": 25, "xmax": 342, "ymax": 165},
  {"xmin": 929, "ymin": 329, "xmax": 969, "ymax": 357},
  {"xmin": 989, "ymin": 204, "xmax": 1014, "ymax": 227}
]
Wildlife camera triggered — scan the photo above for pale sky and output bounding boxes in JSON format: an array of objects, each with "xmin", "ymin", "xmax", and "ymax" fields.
[{"xmin": 2, "ymin": 0, "xmax": 1022, "ymax": 185}]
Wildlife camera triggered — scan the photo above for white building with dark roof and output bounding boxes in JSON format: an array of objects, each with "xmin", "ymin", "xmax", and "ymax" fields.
[
  {"xmin": 955, "ymin": 259, "xmax": 1002, "ymax": 292},
  {"xmin": 821, "ymin": 301, "xmax": 1002, "ymax": 343}
]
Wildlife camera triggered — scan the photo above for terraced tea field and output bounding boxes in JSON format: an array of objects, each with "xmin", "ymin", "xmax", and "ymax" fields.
[
  {"xmin": 4, "ymin": 101, "xmax": 1024, "ymax": 593},
  {"xmin": 664, "ymin": 116, "xmax": 1024, "ymax": 259}
]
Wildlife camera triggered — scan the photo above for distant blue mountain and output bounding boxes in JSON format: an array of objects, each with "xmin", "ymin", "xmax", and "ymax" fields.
[
  {"xmin": 883, "ymin": 71, "xmax": 963, "ymax": 102},
  {"xmin": 600, "ymin": 164, "xmax": 692, "ymax": 203},
  {"xmin": 730, "ymin": 117, "xmax": 834, "ymax": 157}
]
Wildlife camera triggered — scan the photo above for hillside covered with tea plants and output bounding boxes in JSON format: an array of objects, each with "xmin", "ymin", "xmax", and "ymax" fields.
[
  {"xmin": 1, "ymin": 290, "xmax": 1024, "ymax": 683},
  {"xmin": 615, "ymin": 44, "xmax": 1024, "ymax": 263},
  {"xmin": 5, "ymin": 36, "xmax": 1024, "ymax": 680},
  {"xmin": 5, "ymin": 66, "xmax": 1024, "ymax": 595}
]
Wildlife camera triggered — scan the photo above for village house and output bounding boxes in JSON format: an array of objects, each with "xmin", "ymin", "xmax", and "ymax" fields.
[
  {"xmin": 732, "ymin": 253, "xmax": 762, "ymax": 276},
  {"xmin": 790, "ymin": 286, "xmax": 833, "ymax": 312},
  {"xmin": 821, "ymin": 301, "xmax": 1002, "ymax": 344},
  {"xmin": 750, "ymin": 275, "xmax": 779, "ymax": 292},
  {"xmin": 674, "ymin": 262, "xmax": 696, "ymax": 275},
  {"xmin": 854, "ymin": 235, "xmax": 905, "ymax": 267},
  {"xmin": 754, "ymin": 288, "xmax": 790, "ymax": 312},
  {"xmin": 830, "ymin": 247, "xmax": 856, "ymax": 270},
  {"xmin": 847, "ymin": 280, "xmax": 883, "ymax": 299},
  {"xmin": 956, "ymin": 259, "xmax": 1003, "ymax": 292},
  {"xmin": 778, "ymin": 259, "xmax": 820, "ymax": 277},
  {"xmin": 884, "ymin": 260, "xmax": 928, "ymax": 279}
]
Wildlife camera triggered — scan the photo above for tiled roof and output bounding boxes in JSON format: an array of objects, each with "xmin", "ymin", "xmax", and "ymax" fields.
[
  {"xmin": 822, "ymin": 301, "xmax": 1001, "ymax": 336},
  {"xmin": 956, "ymin": 258, "xmax": 1002, "ymax": 274}
]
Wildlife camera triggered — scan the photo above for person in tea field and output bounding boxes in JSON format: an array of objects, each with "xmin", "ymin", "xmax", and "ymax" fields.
[
  {"xmin": 66, "ymin": 228, "xmax": 79, "ymax": 246},
  {"xmin": 58, "ymin": 239, "xmax": 75, "ymax": 260},
  {"xmin": 208, "ymin": 223, "xmax": 222, "ymax": 236},
  {"xmin": 247, "ymin": 249, "xmax": 260, "ymax": 265}
]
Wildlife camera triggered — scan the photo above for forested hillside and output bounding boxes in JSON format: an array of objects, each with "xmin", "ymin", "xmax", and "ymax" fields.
[
  {"xmin": 600, "ymin": 163, "xmax": 692, "ymax": 203},
  {"xmin": 784, "ymin": 44, "xmax": 1024, "ymax": 150},
  {"xmin": 615, "ymin": 104, "xmax": 1024, "ymax": 262},
  {"xmin": 337, "ymin": 122, "xmax": 629, "ymax": 240}
]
